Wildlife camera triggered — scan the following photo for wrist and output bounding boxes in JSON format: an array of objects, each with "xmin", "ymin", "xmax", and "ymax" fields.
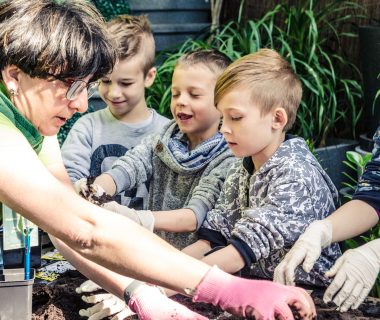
[
  {"xmin": 124, "ymin": 280, "xmax": 145, "ymax": 305},
  {"xmin": 301, "ymin": 219, "xmax": 333, "ymax": 248}
]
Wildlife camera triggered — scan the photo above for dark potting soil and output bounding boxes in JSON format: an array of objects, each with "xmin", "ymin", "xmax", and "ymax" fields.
[
  {"xmin": 79, "ymin": 176, "xmax": 114, "ymax": 205},
  {"xmin": 32, "ymin": 270, "xmax": 380, "ymax": 320}
]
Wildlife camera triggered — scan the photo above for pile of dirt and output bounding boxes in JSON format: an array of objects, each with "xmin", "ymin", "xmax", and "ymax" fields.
[{"xmin": 32, "ymin": 270, "xmax": 380, "ymax": 320}]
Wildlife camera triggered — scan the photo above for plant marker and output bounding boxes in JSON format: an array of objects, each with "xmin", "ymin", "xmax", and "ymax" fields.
[{"xmin": 24, "ymin": 220, "xmax": 31, "ymax": 280}]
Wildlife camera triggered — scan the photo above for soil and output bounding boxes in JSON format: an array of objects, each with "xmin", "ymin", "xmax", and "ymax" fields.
[
  {"xmin": 32, "ymin": 270, "xmax": 380, "ymax": 320},
  {"xmin": 79, "ymin": 176, "xmax": 113, "ymax": 205}
]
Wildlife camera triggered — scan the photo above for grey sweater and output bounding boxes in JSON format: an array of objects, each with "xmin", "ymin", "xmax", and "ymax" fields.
[
  {"xmin": 107, "ymin": 120, "xmax": 236, "ymax": 249},
  {"xmin": 199, "ymin": 136, "xmax": 341, "ymax": 286},
  {"xmin": 61, "ymin": 108, "xmax": 169, "ymax": 209}
]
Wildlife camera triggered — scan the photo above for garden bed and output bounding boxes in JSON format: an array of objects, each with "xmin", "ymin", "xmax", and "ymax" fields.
[{"xmin": 32, "ymin": 270, "xmax": 380, "ymax": 320}]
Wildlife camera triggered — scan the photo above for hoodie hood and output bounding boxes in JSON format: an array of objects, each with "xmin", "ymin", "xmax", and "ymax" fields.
[{"xmin": 244, "ymin": 135, "xmax": 339, "ymax": 205}]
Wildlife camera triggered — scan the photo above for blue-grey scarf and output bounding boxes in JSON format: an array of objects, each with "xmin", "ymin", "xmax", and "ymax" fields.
[{"xmin": 168, "ymin": 129, "xmax": 227, "ymax": 169}]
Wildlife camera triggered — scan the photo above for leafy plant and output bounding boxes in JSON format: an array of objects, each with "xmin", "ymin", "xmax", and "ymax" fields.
[
  {"xmin": 341, "ymin": 150, "xmax": 380, "ymax": 298},
  {"xmin": 341, "ymin": 150, "xmax": 373, "ymax": 196},
  {"xmin": 148, "ymin": 0, "xmax": 365, "ymax": 147}
]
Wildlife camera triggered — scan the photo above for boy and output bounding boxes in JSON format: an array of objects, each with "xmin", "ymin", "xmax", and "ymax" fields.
[
  {"xmin": 72, "ymin": 49, "xmax": 237, "ymax": 319},
  {"xmin": 61, "ymin": 15, "xmax": 169, "ymax": 209},
  {"xmin": 79, "ymin": 49, "xmax": 236, "ymax": 250},
  {"xmin": 181, "ymin": 48, "xmax": 341, "ymax": 287}
]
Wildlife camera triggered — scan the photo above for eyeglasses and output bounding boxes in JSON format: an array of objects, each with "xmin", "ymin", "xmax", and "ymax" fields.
[{"xmin": 45, "ymin": 74, "xmax": 98, "ymax": 101}]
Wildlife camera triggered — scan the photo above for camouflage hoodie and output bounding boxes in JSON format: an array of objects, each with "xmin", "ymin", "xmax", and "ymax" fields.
[{"xmin": 199, "ymin": 135, "xmax": 341, "ymax": 286}]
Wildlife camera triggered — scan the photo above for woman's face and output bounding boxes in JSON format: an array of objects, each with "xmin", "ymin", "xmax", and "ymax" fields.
[{"xmin": 13, "ymin": 70, "xmax": 90, "ymax": 136}]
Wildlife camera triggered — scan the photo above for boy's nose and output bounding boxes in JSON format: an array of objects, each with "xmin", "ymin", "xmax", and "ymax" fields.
[
  {"xmin": 107, "ymin": 84, "xmax": 122, "ymax": 98},
  {"xmin": 219, "ymin": 121, "xmax": 231, "ymax": 135}
]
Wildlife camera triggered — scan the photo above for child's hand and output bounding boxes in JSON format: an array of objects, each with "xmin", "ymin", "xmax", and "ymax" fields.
[
  {"xmin": 77, "ymin": 280, "xmax": 134, "ymax": 320},
  {"xmin": 74, "ymin": 177, "xmax": 108, "ymax": 204},
  {"xmin": 102, "ymin": 201, "xmax": 155, "ymax": 232},
  {"xmin": 274, "ymin": 220, "xmax": 333, "ymax": 285},
  {"xmin": 193, "ymin": 266, "xmax": 316, "ymax": 319},
  {"xmin": 127, "ymin": 283, "xmax": 208, "ymax": 320},
  {"xmin": 324, "ymin": 238, "xmax": 380, "ymax": 312}
]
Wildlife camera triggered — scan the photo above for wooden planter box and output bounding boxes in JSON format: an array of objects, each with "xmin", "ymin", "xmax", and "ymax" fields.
[{"xmin": 128, "ymin": 0, "xmax": 211, "ymax": 51}]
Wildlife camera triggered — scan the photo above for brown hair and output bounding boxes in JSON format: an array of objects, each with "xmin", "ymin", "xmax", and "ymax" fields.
[
  {"xmin": 215, "ymin": 49, "xmax": 302, "ymax": 131},
  {"xmin": 175, "ymin": 48, "xmax": 232, "ymax": 77},
  {"xmin": 0, "ymin": 0, "xmax": 116, "ymax": 81},
  {"xmin": 107, "ymin": 15, "xmax": 155, "ymax": 76}
]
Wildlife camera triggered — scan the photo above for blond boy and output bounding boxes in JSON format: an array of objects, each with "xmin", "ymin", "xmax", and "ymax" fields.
[
  {"xmin": 61, "ymin": 15, "xmax": 169, "ymax": 209},
  {"xmin": 183, "ymin": 48, "xmax": 341, "ymax": 287}
]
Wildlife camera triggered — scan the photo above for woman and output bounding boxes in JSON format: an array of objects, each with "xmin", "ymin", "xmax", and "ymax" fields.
[{"xmin": 0, "ymin": 1, "xmax": 316, "ymax": 319}]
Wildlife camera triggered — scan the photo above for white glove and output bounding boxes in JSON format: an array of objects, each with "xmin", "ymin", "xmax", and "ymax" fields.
[
  {"xmin": 102, "ymin": 201, "xmax": 155, "ymax": 232},
  {"xmin": 74, "ymin": 178, "xmax": 108, "ymax": 204},
  {"xmin": 274, "ymin": 219, "xmax": 333, "ymax": 285},
  {"xmin": 323, "ymin": 238, "xmax": 380, "ymax": 312},
  {"xmin": 76, "ymin": 280, "xmax": 135, "ymax": 320}
]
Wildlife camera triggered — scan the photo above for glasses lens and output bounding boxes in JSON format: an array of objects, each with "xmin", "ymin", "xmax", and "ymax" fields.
[
  {"xmin": 87, "ymin": 82, "xmax": 99, "ymax": 99},
  {"xmin": 66, "ymin": 80, "xmax": 86, "ymax": 101}
]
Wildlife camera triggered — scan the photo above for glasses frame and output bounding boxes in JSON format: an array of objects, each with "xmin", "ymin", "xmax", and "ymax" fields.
[{"xmin": 45, "ymin": 73, "xmax": 98, "ymax": 101}]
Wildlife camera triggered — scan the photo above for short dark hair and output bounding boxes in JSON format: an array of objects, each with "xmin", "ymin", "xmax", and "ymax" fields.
[
  {"xmin": 107, "ymin": 15, "xmax": 155, "ymax": 75},
  {"xmin": 176, "ymin": 48, "xmax": 232, "ymax": 76},
  {"xmin": 0, "ymin": 0, "xmax": 116, "ymax": 81}
]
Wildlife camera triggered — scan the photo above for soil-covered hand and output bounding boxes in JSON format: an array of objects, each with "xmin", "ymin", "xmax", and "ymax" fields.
[
  {"xmin": 76, "ymin": 280, "xmax": 134, "ymax": 320},
  {"xmin": 102, "ymin": 201, "xmax": 155, "ymax": 232},
  {"xmin": 74, "ymin": 177, "xmax": 111, "ymax": 205},
  {"xmin": 193, "ymin": 265, "xmax": 316, "ymax": 319},
  {"xmin": 274, "ymin": 220, "xmax": 333, "ymax": 286},
  {"xmin": 128, "ymin": 284, "xmax": 208, "ymax": 320},
  {"xmin": 324, "ymin": 238, "xmax": 380, "ymax": 312}
]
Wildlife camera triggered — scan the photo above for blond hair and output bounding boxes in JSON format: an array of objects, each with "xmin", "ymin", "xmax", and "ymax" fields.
[
  {"xmin": 215, "ymin": 49, "xmax": 302, "ymax": 131},
  {"xmin": 107, "ymin": 15, "xmax": 155, "ymax": 75}
]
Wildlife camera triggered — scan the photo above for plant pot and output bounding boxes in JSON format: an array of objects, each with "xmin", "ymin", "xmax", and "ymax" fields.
[
  {"xmin": 315, "ymin": 139, "xmax": 358, "ymax": 190},
  {"xmin": 0, "ymin": 227, "xmax": 42, "ymax": 269},
  {"xmin": 0, "ymin": 268, "xmax": 35, "ymax": 320}
]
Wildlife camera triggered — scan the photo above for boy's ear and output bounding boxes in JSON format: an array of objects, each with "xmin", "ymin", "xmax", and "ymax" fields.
[
  {"xmin": 272, "ymin": 107, "xmax": 288, "ymax": 130},
  {"xmin": 144, "ymin": 67, "xmax": 156, "ymax": 88},
  {"xmin": 1, "ymin": 65, "xmax": 21, "ymax": 92}
]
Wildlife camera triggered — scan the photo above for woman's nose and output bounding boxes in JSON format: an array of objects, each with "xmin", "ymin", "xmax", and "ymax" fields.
[{"xmin": 68, "ymin": 93, "xmax": 88, "ymax": 113}]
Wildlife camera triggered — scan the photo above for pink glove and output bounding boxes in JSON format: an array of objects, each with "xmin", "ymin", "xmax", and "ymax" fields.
[
  {"xmin": 193, "ymin": 266, "xmax": 316, "ymax": 319},
  {"xmin": 127, "ymin": 283, "xmax": 207, "ymax": 320}
]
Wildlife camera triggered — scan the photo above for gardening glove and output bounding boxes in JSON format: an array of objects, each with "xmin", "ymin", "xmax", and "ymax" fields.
[
  {"xmin": 274, "ymin": 220, "xmax": 333, "ymax": 286},
  {"xmin": 323, "ymin": 238, "xmax": 380, "ymax": 312},
  {"xmin": 102, "ymin": 201, "xmax": 155, "ymax": 232},
  {"xmin": 125, "ymin": 280, "xmax": 207, "ymax": 320},
  {"xmin": 77, "ymin": 280, "xmax": 135, "ymax": 320},
  {"xmin": 192, "ymin": 265, "xmax": 316, "ymax": 319},
  {"xmin": 74, "ymin": 177, "xmax": 107, "ymax": 203}
]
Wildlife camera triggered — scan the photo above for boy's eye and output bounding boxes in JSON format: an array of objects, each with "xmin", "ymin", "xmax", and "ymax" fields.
[
  {"xmin": 231, "ymin": 116, "xmax": 242, "ymax": 121},
  {"xmin": 190, "ymin": 93, "xmax": 200, "ymax": 98},
  {"xmin": 171, "ymin": 93, "xmax": 179, "ymax": 97},
  {"xmin": 121, "ymin": 82, "xmax": 133, "ymax": 87},
  {"xmin": 100, "ymin": 79, "xmax": 111, "ymax": 84}
]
